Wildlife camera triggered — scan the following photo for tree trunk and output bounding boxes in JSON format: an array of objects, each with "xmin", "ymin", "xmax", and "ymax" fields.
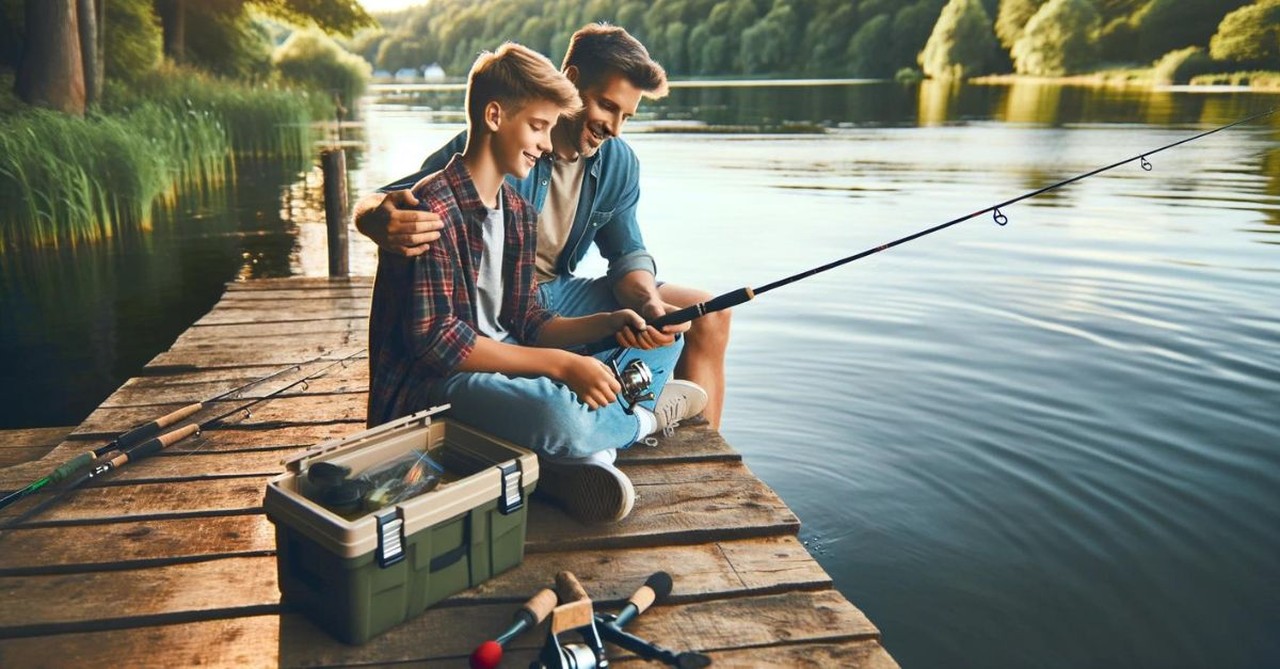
[
  {"xmin": 156, "ymin": 0, "xmax": 186, "ymax": 64},
  {"xmin": 77, "ymin": 0, "xmax": 100, "ymax": 106},
  {"xmin": 15, "ymin": 0, "xmax": 86, "ymax": 116}
]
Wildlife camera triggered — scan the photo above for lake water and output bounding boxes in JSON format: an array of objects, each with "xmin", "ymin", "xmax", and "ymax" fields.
[{"xmin": 3, "ymin": 80, "xmax": 1279, "ymax": 668}]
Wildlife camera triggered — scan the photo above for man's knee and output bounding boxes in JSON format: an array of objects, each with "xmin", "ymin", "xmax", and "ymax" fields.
[{"xmin": 688, "ymin": 304, "xmax": 731, "ymax": 350}]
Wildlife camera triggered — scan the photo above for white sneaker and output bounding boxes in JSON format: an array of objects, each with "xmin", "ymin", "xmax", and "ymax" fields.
[
  {"xmin": 538, "ymin": 451, "xmax": 634, "ymax": 523},
  {"xmin": 653, "ymin": 380, "xmax": 708, "ymax": 436}
]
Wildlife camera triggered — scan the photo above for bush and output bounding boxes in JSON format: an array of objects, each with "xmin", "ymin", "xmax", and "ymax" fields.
[
  {"xmin": 104, "ymin": 0, "xmax": 163, "ymax": 81},
  {"xmin": 1152, "ymin": 46, "xmax": 1218, "ymax": 84},
  {"xmin": 1012, "ymin": 0, "xmax": 1102, "ymax": 75},
  {"xmin": 1209, "ymin": 0, "xmax": 1280, "ymax": 66},
  {"xmin": 273, "ymin": 28, "xmax": 372, "ymax": 115}
]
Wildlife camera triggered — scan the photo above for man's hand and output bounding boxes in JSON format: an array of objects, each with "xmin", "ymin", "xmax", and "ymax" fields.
[
  {"xmin": 613, "ymin": 305, "xmax": 684, "ymax": 350},
  {"xmin": 559, "ymin": 354, "xmax": 622, "ymax": 409},
  {"xmin": 353, "ymin": 190, "xmax": 444, "ymax": 257}
]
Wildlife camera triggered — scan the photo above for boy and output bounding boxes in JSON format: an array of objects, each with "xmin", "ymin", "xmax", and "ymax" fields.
[
  {"xmin": 368, "ymin": 43, "xmax": 698, "ymax": 524},
  {"xmin": 357, "ymin": 24, "xmax": 729, "ymax": 430}
]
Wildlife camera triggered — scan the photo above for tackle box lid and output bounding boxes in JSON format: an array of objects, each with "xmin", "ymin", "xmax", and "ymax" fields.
[{"xmin": 263, "ymin": 406, "xmax": 539, "ymax": 559}]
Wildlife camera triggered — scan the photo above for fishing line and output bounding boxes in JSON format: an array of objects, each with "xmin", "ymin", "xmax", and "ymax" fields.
[
  {"xmin": 583, "ymin": 106, "xmax": 1278, "ymax": 354},
  {"xmin": 0, "ymin": 348, "xmax": 366, "ymax": 532}
]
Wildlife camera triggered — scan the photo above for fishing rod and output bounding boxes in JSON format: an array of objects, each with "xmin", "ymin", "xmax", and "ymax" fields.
[
  {"xmin": 0, "ymin": 352, "xmax": 334, "ymax": 511},
  {"xmin": 0, "ymin": 348, "xmax": 366, "ymax": 532},
  {"xmin": 583, "ymin": 107, "xmax": 1278, "ymax": 355}
]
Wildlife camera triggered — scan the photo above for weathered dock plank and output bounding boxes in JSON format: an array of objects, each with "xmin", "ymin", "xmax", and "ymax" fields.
[
  {"xmin": 0, "ymin": 427, "xmax": 73, "ymax": 467},
  {"xmin": 0, "ymin": 277, "xmax": 898, "ymax": 668},
  {"xmin": 0, "ymin": 591, "xmax": 875, "ymax": 667}
]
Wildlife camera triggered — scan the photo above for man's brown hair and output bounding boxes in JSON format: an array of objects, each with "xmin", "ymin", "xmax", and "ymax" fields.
[
  {"xmin": 467, "ymin": 42, "xmax": 581, "ymax": 130},
  {"xmin": 562, "ymin": 23, "xmax": 669, "ymax": 99}
]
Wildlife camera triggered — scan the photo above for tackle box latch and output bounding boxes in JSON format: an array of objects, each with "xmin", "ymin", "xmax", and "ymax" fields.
[
  {"xmin": 375, "ymin": 508, "xmax": 406, "ymax": 568},
  {"xmin": 497, "ymin": 460, "xmax": 523, "ymax": 515}
]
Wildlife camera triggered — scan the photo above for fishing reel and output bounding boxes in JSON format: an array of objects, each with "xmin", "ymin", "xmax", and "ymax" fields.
[{"xmin": 605, "ymin": 350, "xmax": 654, "ymax": 415}]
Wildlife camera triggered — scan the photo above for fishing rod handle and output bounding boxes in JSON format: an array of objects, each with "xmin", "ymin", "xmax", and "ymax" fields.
[
  {"xmin": 493, "ymin": 587, "xmax": 558, "ymax": 645},
  {"xmin": 98, "ymin": 402, "xmax": 202, "ymax": 456},
  {"xmin": 613, "ymin": 571, "xmax": 673, "ymax": 629},
  {"xmin": 582, "ymin": 286, "xmax": 755, "ymax": 355},
  {"xmin": 555, "ymin": 570, "xmax": 590, "ymax": 604},
  {"xmin": 122, "ymin": 423, "xmax": 200, "ymax": 461},
  {"xmin": 50, "ymin": 451, "xmax": 97, "ymax": 484}
]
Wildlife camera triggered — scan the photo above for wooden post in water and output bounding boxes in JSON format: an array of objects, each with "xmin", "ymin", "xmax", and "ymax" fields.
[{"xmin": 321, "ymin": 148, "xmax": 349, "ymax": 277}]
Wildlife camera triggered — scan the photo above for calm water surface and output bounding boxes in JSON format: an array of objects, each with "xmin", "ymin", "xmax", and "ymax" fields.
[{"xmin": 4, "ymin": 81, "xmax": 1279, "ymax": 668}]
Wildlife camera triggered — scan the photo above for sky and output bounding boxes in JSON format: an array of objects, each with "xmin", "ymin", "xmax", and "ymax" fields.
[{"xmin": 358, "ymin": 0, "xmax": 429, "ymax": 13}]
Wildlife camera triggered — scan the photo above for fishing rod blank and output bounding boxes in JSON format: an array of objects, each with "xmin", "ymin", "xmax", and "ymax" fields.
[
  {"xmin": 0, "ymin": 348, "xmax": 365, "ymax": 530},
  {"xmin": 582, "ymin": 107, "xmax": 1278, "ymax": 354},
  {"xmin": 0, "ymin": 354, "xmax": 329, "ymax": 511}
]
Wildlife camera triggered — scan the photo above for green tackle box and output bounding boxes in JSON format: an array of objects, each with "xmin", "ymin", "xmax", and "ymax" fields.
[{"xmin": 263, "ymin": 406, "xmax": 538, "ymax": 644}]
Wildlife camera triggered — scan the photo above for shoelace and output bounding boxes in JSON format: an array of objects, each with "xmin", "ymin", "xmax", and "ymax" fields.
[{"xmin": 657, "ymin": 396, "xmax": 687, "ymax": 438}]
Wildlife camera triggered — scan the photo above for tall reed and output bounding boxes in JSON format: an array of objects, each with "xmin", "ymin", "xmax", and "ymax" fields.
[{"xmin": 1, "ymin": 68, "xmax": 320, "ymax": 249}]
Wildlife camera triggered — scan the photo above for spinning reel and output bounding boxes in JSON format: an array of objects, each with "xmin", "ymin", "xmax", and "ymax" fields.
[{"xmin": 604, "ymin": 349, "xmax": 654, "ymax": 414}]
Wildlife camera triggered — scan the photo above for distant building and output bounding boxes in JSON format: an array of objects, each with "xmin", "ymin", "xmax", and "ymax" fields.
[
  {"xmin": 423, "ymin": 63, "xmax": 445, "ymax": 81},
  {"xmin": 394, "ymin": 67, "xmax": 418, "ymax": 82}
]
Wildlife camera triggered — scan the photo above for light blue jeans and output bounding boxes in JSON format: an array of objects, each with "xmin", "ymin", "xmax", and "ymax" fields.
[{"xmin": 428, "ymin": 276, "xmax": 682, "ymax": 460}]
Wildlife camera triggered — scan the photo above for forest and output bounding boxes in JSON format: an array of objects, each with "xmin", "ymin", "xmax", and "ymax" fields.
[{"xmin": 355, "ymin": 0, "xmax": 1280, "ymax": 83}]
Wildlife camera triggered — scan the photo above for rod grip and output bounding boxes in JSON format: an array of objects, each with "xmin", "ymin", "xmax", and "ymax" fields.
[
  {"xmin": 581, "ymin": 286, "xmax": 755, "ymax": 355},
  {"xmin": 615, "ymin": 571, "xmax": 672, "ymax": 629},
  {"xmin": 125, "ymin": 424, "xmax": 199, "ymax": 459},
  {"xmin": 628, "ymin": 571, "xmax": 672, "ymax": 617},
  {"xmin": 555, "ymin": 570, "xmax": 590, "ymax": 603},
  {"xmin": 99, "ymin": 401, "xmax": 199, "ymax": 456},
  {"xmin": 521, "ymin": 587, "xmax": 558, "ymax": 624},
  {"xmin": 50, "ymin": 452, "xmax": 96, "ymax": 484}
]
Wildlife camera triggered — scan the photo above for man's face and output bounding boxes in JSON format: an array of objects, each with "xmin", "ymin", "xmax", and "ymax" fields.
[
  {"xmin": 493, "ymin": 98, "xmax": 559, "ymax": 179},
  {"xmin": 564, "ymin": 72, "xmax": 644, "ymax": 158}
]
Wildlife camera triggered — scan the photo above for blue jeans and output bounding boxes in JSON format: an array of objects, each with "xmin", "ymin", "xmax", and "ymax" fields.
[{"xmin": 429, "ymin": 276, "xmax": 682, "ymax": 460}]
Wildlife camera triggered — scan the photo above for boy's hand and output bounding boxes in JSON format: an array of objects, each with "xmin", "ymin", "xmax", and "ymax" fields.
[
  {"xmin": 561, "ymin": 354, "xmax": 622, "ymax": 409},
  {"xmin": 616, "ymin": 302, "xmax": 688, "ymax": 350},
  {"xmin": 355, "ymin": 190, "xmax": 444, "ymax": 257}
]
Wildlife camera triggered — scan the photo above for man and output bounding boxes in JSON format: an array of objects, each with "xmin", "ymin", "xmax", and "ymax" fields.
[
  {"xmin": 369, "ymin": 42, "xmax": 696, "ymax": 524},
  {"xmin": 355, "ymin": 23, "xmax": 731, "ymax": 429}
]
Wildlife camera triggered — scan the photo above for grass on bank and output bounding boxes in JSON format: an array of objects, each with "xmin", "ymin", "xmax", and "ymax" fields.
[{"xmin": 0, "ymin": 67, "xmax": 326, "ymax": 248}]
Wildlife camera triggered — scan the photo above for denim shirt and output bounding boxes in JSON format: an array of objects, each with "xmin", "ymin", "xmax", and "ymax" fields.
[{"xmin": 383, "ymin": 131, "xmax": 657, "ymax": 286}]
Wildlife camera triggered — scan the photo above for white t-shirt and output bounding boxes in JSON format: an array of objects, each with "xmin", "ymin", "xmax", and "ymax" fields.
[{"xmin": 474, "ymin": 197, "xmax": 509, "ymax": 342}]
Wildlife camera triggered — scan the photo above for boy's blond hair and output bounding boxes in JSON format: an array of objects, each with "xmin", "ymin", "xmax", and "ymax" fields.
[{"xmin": 466, "ymin": 43, "xmax": 581, "ymax": 131}]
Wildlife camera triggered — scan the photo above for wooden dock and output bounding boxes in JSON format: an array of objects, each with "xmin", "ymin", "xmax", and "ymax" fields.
[{"xmin": 0, "ymin": 277, "xmax": 897, "ymax": 668}]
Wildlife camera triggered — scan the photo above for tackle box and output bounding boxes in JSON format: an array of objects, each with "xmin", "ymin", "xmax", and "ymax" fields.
[{"xmin": 263, "ymin": 406, "xmax": 538, "ymax": 644}]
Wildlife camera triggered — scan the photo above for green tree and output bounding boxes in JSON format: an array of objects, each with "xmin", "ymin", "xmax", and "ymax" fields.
[
  {"xmin": 919, "ymin": 0, "xmax": 1000, "ymax": 79},
  {"xmin": 662, "ymin": 22, "xmax": 690, "ymax": 74},
  {"xmin": 1131, "ymin": 0, "xmax": 1250, "ymax": 63},
  {"xmin": 273, "ymin": 27, "xmax": 371, "ymax": 109},
  {"xmin": 847, "ymin": 14, "xmax": 894, "ymax": 77},
  {"xmin": 155, "ymin": 0, "xmax": 373, "ymax": 64},
  {"xmin": 1209, "ymin": 0, "xmax": 1280, "ymax": 66},
  {"xmin": 739, "ymin": 4, "xmax": 799, "ymax": 75},
  {"xmin": 995, "ymin": 0, "xmax": 1045, "ymax": 50},
  {"xmin": 184, "ymin": 3, "xmax": 273, "ymax": 79},
  {"xmin": 890, "ymin": 1, "xmax": 946, "ymax": 72},
  {"xmin": 806, "ymin": 4, "xmax": 858, "ymax": 75},
  {"xmin": 104, "ymin": 0, "xmax": 162, "ymax": 80},
  {"xmin": 1010, "ymin": 0, "xmax": 1100, "ymax": 75},
  {"xmin": 16, "ymin": 0, "xmax": 85, "ymax": 114}
]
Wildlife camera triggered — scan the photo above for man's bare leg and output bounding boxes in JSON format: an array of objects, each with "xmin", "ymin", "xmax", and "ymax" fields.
[{"xmin": 658, "ymin": 283, "xmax": 730, "ymax": 430}]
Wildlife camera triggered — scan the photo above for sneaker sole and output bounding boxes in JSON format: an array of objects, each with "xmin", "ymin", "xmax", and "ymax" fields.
[{"xmin": 538, "ymin": 462, "xmax": 635, "ymax": 524}]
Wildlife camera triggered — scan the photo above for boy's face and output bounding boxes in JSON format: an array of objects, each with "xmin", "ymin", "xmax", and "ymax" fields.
[
  {"xmin": 563, "ymin": 71, "xmax": 643, "ymax": 159},
  {"xmin": 493, "ymin": 98, "xmax": 559, "ymax": 179}
]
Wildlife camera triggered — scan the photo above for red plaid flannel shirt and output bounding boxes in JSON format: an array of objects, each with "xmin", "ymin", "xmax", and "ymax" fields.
[{"xmin": 367, "ymin": 155, "xmax": 554, "ymax": 427}]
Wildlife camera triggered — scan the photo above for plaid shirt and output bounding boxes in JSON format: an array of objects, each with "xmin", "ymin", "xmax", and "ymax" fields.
[{"xmin": 367, "ymin": 155, "xmax": 555, "ymax": 427}]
